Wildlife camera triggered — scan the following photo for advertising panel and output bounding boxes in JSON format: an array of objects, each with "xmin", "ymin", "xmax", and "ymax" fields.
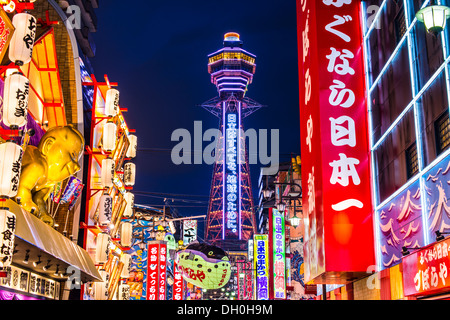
[
  {"xmin": 223, "ymin": 108, "xmax": 240, "ymax": 240},
  {"xmin": 272, "ymin": 208, "xmax": 286, "ymax": 299},
  {"xmin": 297, "ymin": 0, "xmax": 375, "ymax": 283},
  {"xmin": 254, "ymin": 234, "xmax": 269, "ymax": 300},
  {"xmin": 146, "ymin": 241, "xmax": 167, "ymax": 300},
  {"xmin": 403, "ymin": 237, "xmax": 450, "ymax": 297}
]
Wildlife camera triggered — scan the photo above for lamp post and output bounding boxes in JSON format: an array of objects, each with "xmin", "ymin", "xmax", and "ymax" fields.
[{"xmin": 416, "ymin": 0, "xmax": 450, "ymax": 35}]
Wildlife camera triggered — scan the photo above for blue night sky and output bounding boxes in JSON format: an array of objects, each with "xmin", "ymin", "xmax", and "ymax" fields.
[{"xmin": 89, "ymin": 0, "xmax": 300, "ymax": 236}]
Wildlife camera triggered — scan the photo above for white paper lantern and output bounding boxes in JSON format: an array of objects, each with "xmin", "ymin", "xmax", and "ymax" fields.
[
  {"xmin": 2, "ymin": 73, "xmax": 30, "ymax": 128},
  {"xmin": 123, "ymin": 162, "xmax": 135, "ymax": 187},
  {"xmin": 120, "ymin": 254, "xmax": 131, "ymax": 278},
  {"xmin": 123, "ymin": 192, "xmax": 134, "ymax": 218},
  {"xmin": 8, "ymin": 13, "xmax": 37, "ymax": 66},
  {"xmin": 95, "ymin": 232, "xmax": 110, "ymax": 264},
  {"xmin": 117, "ymin": 283, "xmax": 130, "ymax": 300},
  {"xmin": 101, "ymin": 158, "xmax": 115, "ymax": 188},
  {"xmin": 126, "ymin": 134, "xmax": 137, "ymax": 158},
  {"xmin": 98, "ymin": 193, "xmax": 113, "ymax": 226},
  {"xmin": 120, "ymin": 222, "xmax": 132, "ymax": 248},
  {"xmin": 94, "ymin": 269, "xmax": 109, "ymax": 300},
  {"xmin": 105, "ymin": 88, "xmax": 119, "ymax": 117},
  {"xmin": 102, "ymin": 121, "xmax": 117, "ymax": 152},
  {"xmin": 0, "ymin": 142, "xmax": 23, "ymax": 198},
  {"xmin": 0, "ymin": 209, "xmax": 16, "ymax": 267}
]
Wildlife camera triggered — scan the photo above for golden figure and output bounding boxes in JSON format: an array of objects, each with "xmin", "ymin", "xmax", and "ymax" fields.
[{"xmin": 15, "ymin": 125, "xmax": 84, "ymax": 226}]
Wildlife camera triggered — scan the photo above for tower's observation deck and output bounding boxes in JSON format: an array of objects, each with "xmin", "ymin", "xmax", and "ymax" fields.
[{"xmin": 207, "ymin": 33, "xmax": 256, "ymax": 99}]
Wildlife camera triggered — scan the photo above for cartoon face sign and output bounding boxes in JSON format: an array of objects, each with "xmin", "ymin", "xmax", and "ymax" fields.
[{"xmin": 175, "ymin": 243, "xmax": 231, "ymax": 289}]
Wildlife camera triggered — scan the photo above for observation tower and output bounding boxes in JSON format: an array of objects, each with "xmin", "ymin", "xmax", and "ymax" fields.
[{"xmin": 202, "ymin": 33, "xmax": 262, "ymax": 252}]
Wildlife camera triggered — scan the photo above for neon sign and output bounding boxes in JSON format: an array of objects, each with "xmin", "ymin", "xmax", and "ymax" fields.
[
  {"xmin": 254, "ymin": 234, "xmax": 269, "ymax": 300},
  {"xmin": 272, "ymin": 209, "xmax": 286, "ymax": 299},
  {"xmin": 224, "ymin": 111, "xmax": 239, "ymax": 238}
]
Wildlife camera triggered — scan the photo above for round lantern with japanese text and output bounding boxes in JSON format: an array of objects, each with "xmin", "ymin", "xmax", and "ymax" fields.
[
  {"xmin": 101, "ymin": 157, "xmax": 115, "ymax": 188},
  {"xmin": 8, "ymin": 13, "xmax": 37, "ymax": 66},
  {"xmin": 98, "ymin": 193, "xmax": 113, "ymax": 227},
  {"xmin": 94, "ymin": 269, "xmax": 109, "ymax": 300},
  {"xmin": 123, "ymin": 162, "xmax": 135, "ymax": 187},
  {"xmin": 120, "ymin": 222, "xmax": 132, "ymax": 248},
  {"xmin": 0, "ymin": 209, "xmax": 16, "ymax": 267},
  {"xmin": 105, "ymin": 88, "xmax": 119, "ymax": 117},
  {"xmin": 0, "ymin": 141, "xmax": 23, "ymax": 198},
  {"xmin": 2, "ymin": 72, "xmax": 30, "ymax": 128},
  {"xmin": 126, "ymin": 134, "xmax": 137, "ymax": 158},
  {"xmin": 123, "ymin": 192, "xmax": 134, "ymax": 218},
  {"xmin": 117, "ymin": 283, "xmax": 130, "ymax": 300},
  {"xmin": 95, "ymin": 232, "xmax": 110, "ymax": 264},
  {"xmin": 102, "ymin": 121, "xmax": 117, "ymax": 152},
  {"xmin": 120, "ymin": 253, "xmax": 131, "ymax": 278}
]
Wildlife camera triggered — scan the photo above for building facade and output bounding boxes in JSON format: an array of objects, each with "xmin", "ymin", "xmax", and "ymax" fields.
[{"xmin": 298, "ymin": 0, "xmax": 450, "ymax": 300}]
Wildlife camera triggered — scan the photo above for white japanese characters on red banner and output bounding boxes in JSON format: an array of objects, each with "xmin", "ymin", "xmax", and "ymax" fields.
[
  {"xmin": 298, "ymin": 0, "xmax": 375, "ymax": 283},
  {"xmin": 403, "ymin": 237, "xmax": 450, "ymax": 296},
  {"xmin": 173, "ymin": 262, "xmax": 184, "ymax": 300},
  {"xmin": 146, "ymin": 242, "xmax": 167, "ymax": 300}
]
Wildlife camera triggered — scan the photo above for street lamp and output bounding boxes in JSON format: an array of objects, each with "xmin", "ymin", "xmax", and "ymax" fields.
[
  {"xmin": 290, "ymin": 212, "xmax": 301, "ymax": 228},
  {"xmin": 416, "ymin": 0, "xmax": 450, "ymax": 35}
]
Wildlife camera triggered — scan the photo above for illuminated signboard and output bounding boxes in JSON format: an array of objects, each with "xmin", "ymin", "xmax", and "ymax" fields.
[
  {"xmin": 403, "ymin": 237, "xmax": 450, "ymax": 297},
  {"xmin": 182, "ymin": 219, "xmax": 197, "ymax": 245},
  {"xmin": 146, "ymin": 241, "xmax": 167, "ymax": 300},
  {"xmin": 224, "ymin": 111, "xmax": 240, "ymax": 239},
  {"xmin": 254, "ymin": 234, "xmax": 269, "ymax": 300},
  {"xmin": 272, "ymin": 208, "xmax": 286, "ymax": 299},
  {"xmin": 298, "ymin": 0, "xmax": 375, "ymax": 283},
  {"xmin": 173, "ymin": 262, "xmax": 184, "ymax": 300}
]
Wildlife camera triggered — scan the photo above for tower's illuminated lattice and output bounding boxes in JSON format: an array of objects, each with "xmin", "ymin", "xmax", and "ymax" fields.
[{"xmin": 202, "ymin": 33, "xmax": 262, "ymax": 251}]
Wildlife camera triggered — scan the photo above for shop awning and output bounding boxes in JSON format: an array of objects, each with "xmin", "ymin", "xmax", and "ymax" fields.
[{"xmin": 7, "ymin": 199, "xmax": 102, "ymax": 283}]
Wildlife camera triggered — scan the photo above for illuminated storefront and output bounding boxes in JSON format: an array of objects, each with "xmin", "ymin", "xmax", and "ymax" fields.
[
  {"xmin": 0, "ymin": 1, "xmax": 102, "ymax": 300},
  {"xmin": 297, "ymin": 0, "xmax": 450, "ymax": 300}
]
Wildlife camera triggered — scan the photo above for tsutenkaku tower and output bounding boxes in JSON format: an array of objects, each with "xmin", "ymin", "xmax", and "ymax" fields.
[{"xmin": 202, "ymin": 33, "xmax": 262, "ymax": 252}]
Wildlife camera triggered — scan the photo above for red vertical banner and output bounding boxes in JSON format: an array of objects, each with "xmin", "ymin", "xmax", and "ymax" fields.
[
  {"xmin": 146, "ymin": 242, "xmax": 167, "ymax": 300},
  {"xmin": 147, "ymin": 243, "xmax": 159, "ymax": 300},
  {"xmin": 158, "ymin": 243, "xmax": 167, "ymax": 300},
  {"xmin": 297, "ymin": 0, "xmax": 375, "ymax": 284},
  {"xmin": 173, "ymin": 262, "xmax": 184, "ymax": 300}
]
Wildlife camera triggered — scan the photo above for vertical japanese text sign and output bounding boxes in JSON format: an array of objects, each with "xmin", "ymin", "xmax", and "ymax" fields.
[
  {"xmin": 253, "ymin": 234, "xmax": 269, "ymax": 300},
  {"xmin": 297, "ymin": 0, "xmax": 375, "ymax": 283},
  {"xmin": 173, "ymin": 262, "xmax": 184, "ymax": 300},
  {"xmin": 146, "ymin": 242, "xmax": 167, "ymax": 300},
  {"xmin": 272, "ymin": 209, "xmax": 286, "ymax": 299}
]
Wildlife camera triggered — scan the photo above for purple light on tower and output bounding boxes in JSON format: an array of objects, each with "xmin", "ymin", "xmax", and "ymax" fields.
[{"xmin": 202, "ymin": 33, "xmax": 262, "ymax": 251}]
